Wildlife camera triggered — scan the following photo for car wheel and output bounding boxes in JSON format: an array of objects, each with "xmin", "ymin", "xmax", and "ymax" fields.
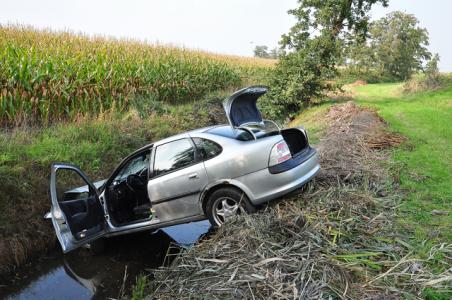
[{"xmin": 206, "ymin": 187, "xmax": 256, "ymax": 227}]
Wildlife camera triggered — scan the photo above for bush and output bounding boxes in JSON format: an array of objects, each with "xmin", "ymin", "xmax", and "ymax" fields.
[
  {"xmin": 263, "ymin": 44, "xmax": 337, "ymax": 121},
  {"xmin": 337, "ymin": 67, "xmax": 396, "ymax": 85}
]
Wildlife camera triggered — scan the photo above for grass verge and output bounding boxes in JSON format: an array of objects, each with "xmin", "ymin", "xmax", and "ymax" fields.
[{"xmin": 352, "ymin": 83, "xmax": 451, "ymax": 251}]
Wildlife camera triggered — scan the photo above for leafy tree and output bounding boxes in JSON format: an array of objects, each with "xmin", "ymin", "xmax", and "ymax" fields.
[
  {"xmin": 370, "ymin": 11, "xmax": 430, "ymax": 80},
  {"xmin": 424, "ymin": 53, "xmax": 441, "ymax": 87},
  {"xmin": 346, "ymin": 11, "xmax": 431, "ymax": 81},
  {"xmin": 425, "ymin": 53, "xmax": 440, "ymax": 78},
  {"xmin": 265, "ymin": 0, "xmax": 388, "ymax": 119},
  {"xmin": 403, "ymin": 53, "xmax": 441, "ymax": 93},
  {"xmin": 253, "ymin": 45, "xmax": 270, "ymax": 58}
]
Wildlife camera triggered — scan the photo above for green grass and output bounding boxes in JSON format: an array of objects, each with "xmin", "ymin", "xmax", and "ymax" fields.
[
  {"xmin": 352, "ymin": 83, "xmax": 452, "ymax": 252},
  {"xmin": 289, "ymin": 102, "xmax": 333, "ymax": 145},
  {"xmin": 288, "ymin": 82, "xmax": 451, "ymax": 298}
]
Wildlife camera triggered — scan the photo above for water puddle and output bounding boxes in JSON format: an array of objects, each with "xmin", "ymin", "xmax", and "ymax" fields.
[{"xmin": 0, "ymin": 221, "xmax": 211, "ymax": 299}]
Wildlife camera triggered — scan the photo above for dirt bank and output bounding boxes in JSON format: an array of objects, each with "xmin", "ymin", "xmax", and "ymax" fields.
[
  {"xmin": 143, "ymin": 102, "xmax": 449, "ymax": 299},
  {"xmin": 0, "ymin": 164, "xmax": 57, "ymax": 280}
]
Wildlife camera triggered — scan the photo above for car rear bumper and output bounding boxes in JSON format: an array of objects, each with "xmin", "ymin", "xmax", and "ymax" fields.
[{"xmin": 235, "ymin": 148, "xmax": 320, "ymax": 205}]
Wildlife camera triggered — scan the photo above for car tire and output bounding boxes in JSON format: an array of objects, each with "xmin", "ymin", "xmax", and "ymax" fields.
[{"xmin": 205, "ymin": 187, "xmax": 256, "ymax": 227}]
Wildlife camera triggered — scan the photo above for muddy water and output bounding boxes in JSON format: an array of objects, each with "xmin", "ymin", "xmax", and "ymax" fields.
[{"xmin": 0, "ymin": 221, "xmax": 211, "ymax": 300}]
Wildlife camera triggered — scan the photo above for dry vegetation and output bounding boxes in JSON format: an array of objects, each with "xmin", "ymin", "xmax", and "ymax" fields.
[
  {"xmin": 141, "ymin": 103, "xmax": 451, "ymax": 299},
  {"xmin": 402, "ymin": 73, "xmax": 452, "ymax": 94}
]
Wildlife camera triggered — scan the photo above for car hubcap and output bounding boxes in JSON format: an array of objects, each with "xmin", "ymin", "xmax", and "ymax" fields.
[{"xmin": 213, "ymin": 197, "xmax": 242, "ymax": 225}]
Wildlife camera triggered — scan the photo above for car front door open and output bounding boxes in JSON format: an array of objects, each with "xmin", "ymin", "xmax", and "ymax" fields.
[{"xmin": 49, "ymin": 163, "xmax": 107, "ymax": 253}]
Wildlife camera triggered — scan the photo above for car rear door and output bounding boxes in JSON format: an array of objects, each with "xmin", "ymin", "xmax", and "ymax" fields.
[
  {"xmin": 49, "ymin": 163, "xmax": 107, "ymax": 253},
  {"xmin": 148, "ymin": 138, "xmax": 208, "ymax": 222}
]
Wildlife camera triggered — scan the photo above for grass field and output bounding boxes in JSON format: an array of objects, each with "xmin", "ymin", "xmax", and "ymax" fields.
[
  {"xmin": 353, "ymin": 83, "xmax": 451, "ymax": 246},
  {"xmin": 351, "ymin": 83, "xmax": 452, "ymax": 298},
  {"xmin": 295, "ymin": 83, "xmax": 451, "ymax": 248}
]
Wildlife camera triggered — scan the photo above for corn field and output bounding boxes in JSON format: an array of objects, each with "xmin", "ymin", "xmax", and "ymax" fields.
[{"xmin": 0, "ymin": 25, "xmax": 275, "ymax": 125}]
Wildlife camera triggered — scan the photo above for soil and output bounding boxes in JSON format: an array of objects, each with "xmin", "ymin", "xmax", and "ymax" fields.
[{"xmin": 0, "ymin": 165, "xmax": 57, "ymax": 280}]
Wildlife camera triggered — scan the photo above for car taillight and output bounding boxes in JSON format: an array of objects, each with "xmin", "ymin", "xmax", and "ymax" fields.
[{"xmin": 269, "ymin": 140, "xmax": 292, "ymax": 167}]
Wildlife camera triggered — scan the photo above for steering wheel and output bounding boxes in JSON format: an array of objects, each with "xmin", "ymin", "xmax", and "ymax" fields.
[
  {"xmin": 138, "ymin": 167, "xmax": 148, "ymax": 178},
  {"xmin": 125, "ymin": 174, "xmax": 145, "ymax": 193}
]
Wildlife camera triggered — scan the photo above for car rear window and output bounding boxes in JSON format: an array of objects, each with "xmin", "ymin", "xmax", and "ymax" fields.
[
  {"xmin": 206, "ymin": 126, "xmax": 254, "ymax": 141},
  {"xmin": 207, "ymin": 126, "xmax": 278, "ymax": 141},
  {"xmin": 192, "ymin": 137, "xmax": 222, "ymax": 160}
]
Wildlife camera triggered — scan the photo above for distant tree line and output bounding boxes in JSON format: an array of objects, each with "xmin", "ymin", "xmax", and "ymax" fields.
[
  {"xmin": 253, "ymin": 45, "xmax": 281, "ymax": 59},
  {"xmin": 343, "ymin": 11, "xmax": 438, "ymax": 82}
]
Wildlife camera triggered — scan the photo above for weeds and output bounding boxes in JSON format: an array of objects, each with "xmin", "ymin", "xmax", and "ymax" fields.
[
  {"xmin": 403, "ymin": 73, "xmax": 452, "ymax": 94},
  {"xmin": 131, "ymin": 275, "xmax": 148, "ymax": 300}
]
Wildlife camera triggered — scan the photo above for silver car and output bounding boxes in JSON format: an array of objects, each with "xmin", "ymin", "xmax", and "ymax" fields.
[{"xmin": 48, "ymin": 86, "xmax": 320, "ymax": 253}]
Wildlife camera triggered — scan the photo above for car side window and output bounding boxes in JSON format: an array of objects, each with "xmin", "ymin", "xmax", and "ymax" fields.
[
  {"xmin": 193, "ymin": 138, "xmax": 222, "ymax": 160},
  {"xmin": 153, "ymin": 139, "xmax": 196, "ymax": 176}
]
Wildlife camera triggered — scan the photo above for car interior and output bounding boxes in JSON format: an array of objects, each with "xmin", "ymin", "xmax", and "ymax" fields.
[
  {"xmin": 105, "ymin": 150, "xmax": 153, "ymax": 226},
  {"xmin": 56, "ymin": 169, "xmax": 105, "ymax": 239}
]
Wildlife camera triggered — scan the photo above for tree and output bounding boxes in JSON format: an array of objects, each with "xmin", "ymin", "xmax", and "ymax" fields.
[
  {"xmin": 425, "ymin": 53, "xmax": 440, "ymax": 78},
  {"xmin": 253, "ymin": 45, "xmax": 270, "ymax": 58},
  {"xmin": 265, "ymin": 0, "xmax": 388, "ymax": 119},
  {"xmin": 424, "ymin": 53, "xmax": 441, "ymax": 86},
  {"xmin": 254, "ymin": 45, "xmax": 280, "ymax": 59},
  {"xmin": 346, "ymin": 11, "xmax": 431, "ymax": 81},
  {"xmin": 269, "ymin": 47, "xmax": 281, "ymax": 59},
  {"xmin": 370, "ymin": 11, "xmax": 430, "ymax": 80}
]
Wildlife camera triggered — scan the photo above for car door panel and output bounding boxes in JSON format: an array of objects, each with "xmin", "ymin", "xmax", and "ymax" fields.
[
  {"xmin": 148, "ymin": 138, "xmax": 208, "ymax": 222},
  {"xmin": 50, "ymin": 163, "xmax": 107, "ymax": 252},
  {"xmin": 148, "ymin": 163, "xmax": 208, "ymax": 222}
]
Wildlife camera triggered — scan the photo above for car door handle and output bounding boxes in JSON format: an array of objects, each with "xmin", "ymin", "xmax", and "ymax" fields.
[{"xmin": 188, "ymin": 173, "xmax": 199, "ymax": 180}]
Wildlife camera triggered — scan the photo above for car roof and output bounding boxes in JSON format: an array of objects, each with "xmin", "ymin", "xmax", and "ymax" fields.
[{"xmin": 147, "ymin": 125, "xmax": 219, "ymax": 146}]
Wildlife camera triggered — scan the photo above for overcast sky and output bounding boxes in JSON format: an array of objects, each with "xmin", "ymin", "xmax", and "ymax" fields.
[{"xmin": 1, "ymin": 0, "xmax": 450, "ymax": 71}]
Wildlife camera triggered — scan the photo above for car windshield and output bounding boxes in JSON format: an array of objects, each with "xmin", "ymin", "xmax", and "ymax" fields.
[{"xmin": 114, "ymin": 151, "xmax": 150, "ymax": 181}]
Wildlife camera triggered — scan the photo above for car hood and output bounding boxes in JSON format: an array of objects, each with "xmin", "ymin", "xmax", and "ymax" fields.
[
  {"xmin": 65, "ymin": 179, "xmax": 107, "ymax": 194},
  {"xmin": 223, "ymin": 86, "xmax": 267, "ymax": 129}
]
